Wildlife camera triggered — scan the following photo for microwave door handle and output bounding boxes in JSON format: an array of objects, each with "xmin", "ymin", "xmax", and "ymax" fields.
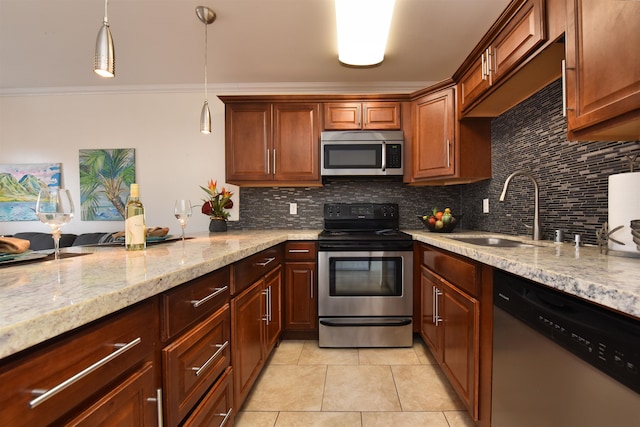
[{"xmin": 381, "ymin": 141, "xmax": 386, "ymax": 171}]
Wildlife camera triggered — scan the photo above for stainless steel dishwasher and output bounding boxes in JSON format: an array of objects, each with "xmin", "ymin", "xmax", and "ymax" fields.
[{"xmin": 492, "ymin": 269, "xmax": 640, "ymax": 427}]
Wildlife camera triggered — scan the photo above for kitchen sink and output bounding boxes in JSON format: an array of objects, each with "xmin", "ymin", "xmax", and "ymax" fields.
[{"xmin": 447, "ymin": 236, "xmax": 535, "ymax": 248}]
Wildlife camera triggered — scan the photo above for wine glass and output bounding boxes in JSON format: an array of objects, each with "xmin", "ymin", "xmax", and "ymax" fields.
[
  {"xmin": 35, "ymin": 188, "xmax": 74, "ymax": 260},
  {"xmin": 174, "ymin": 199, "xmax": 192, "ymax": 241}
]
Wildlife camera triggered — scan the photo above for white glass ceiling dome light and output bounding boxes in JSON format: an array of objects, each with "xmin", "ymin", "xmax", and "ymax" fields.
[
  {"xmin": 196, "ymin": 6, "xmax": 216, "ymax": 135},
  {"xmin": 335, "ymin": 0, "xmax": 395, "ymax": 66},
  {"xmin": 94, "ymin": 0, "xmax": 115, "ymax": 78}
]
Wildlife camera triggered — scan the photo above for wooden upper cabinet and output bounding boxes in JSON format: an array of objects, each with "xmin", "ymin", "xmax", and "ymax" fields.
[
  {"xmin": 490, "ymin": 0, "xmax": 545, "ymax": 82},
  {"xmin": 458, "ymin": 0, "xmax": 546, "ymax": 113},
  {"xmin": 273, "ymin": 103, "xmax": 321, "ymax": 182},
  {"xmin": 223, "ymin": 100, "xmax": 321, "ymax": 186},
  {"xmin": 225, "ymin": 103, "xmax": 272, "ymax": 182},
  {"xmin": 409, "ymin": 85, "xmax": 491, "ymax": 185},
  {"xmin": 565, "ymin": 0, "xmax": 640, "ymax": 140},
  {"xmin": 324, "ymin": 102, "xmax": 401, "ymax": 130},
  {"xmin": 412, "ymin": 88, "xmax": 456, "ymax": 180}
]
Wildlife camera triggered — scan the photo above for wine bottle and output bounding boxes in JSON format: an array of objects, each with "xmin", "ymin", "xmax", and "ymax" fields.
[{"xmin": 125, "ymin": 183, "xmax": 146, "ymax": 251}]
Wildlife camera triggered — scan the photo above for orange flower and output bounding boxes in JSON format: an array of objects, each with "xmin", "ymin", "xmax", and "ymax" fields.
[{"xmin": 200, "ymin": 179, "xmax": 234, "ymax": 220}]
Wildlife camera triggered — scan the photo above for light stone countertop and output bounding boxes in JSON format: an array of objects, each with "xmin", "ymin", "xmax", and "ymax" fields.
[
  {"xmin": 410, "ymin": 230, "xmax": 640, "ymax": 320},
  {"xmin": 1, "ymin": 229, "xmax": 639, "ymax": 360}
]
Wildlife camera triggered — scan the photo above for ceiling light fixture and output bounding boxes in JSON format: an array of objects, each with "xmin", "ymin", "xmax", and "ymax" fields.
[
  {"xmin": 196, "ymin": 6, "xmax": 216, "ymax": 135},
  {"xmin": 94, "ymin": 0, "xmax": 115, "ymax": 78},
  {"xmin": 335, "ymin": 0, "xmax": 395, "ymax": 67}
]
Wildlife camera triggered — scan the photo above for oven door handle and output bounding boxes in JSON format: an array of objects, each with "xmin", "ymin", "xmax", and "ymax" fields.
[{"xmin": 319, "ymin": 318, "xmax": 412, "ymax": 327}]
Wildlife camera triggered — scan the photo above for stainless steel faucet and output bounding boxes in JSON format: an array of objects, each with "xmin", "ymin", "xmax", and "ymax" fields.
[{"xmin": 499, "ymin": 170, "xmax": 541, "ymax": 240}]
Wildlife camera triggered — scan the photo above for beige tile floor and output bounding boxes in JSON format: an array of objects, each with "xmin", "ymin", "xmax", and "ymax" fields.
[{"xmin": 235, "ymin": 339, "xmax": 476, "ymax": 427}]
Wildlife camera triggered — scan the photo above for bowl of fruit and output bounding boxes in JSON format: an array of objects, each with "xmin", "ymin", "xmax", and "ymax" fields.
[{"xmin": 418, "ymin": 208, "xmax": 460, "ymax": 233}]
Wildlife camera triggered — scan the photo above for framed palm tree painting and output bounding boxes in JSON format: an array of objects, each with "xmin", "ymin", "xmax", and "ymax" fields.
[{"xmin": 79, "ymin": 148, "xmax": 135, "ymax": 221}]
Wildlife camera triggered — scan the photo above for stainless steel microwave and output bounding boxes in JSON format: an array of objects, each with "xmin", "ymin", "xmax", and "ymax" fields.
[{"xmin": 320, "ymin": 130, "xmax": 404, "ymax": 176}]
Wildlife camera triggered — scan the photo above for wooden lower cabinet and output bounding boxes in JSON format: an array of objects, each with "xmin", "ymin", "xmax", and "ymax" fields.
[
  {"xmin": 182, "ymin": 367, "xmax": 234, "ymax": 427},
  {"xmin": 162, "ymin": 304, "xmax": 231, "ymax": 426},
  {"xmin": 418, "ymin": 243, "xmax": 493, "ymax": 426},
  {"xmin": 0, "ymin": 301, "xmax": 159, "ymax": 427},
  {"xmin": 65, "ymin": 362, "xmax": 158, "ymax": 426},
  {"xmin": 284, "ymin": 241, "xmax": 318, "ymax": 335},
  {"xmin": 231, "ymin": 264, "xmax": 283, "ymax": 410},
  {"xmin": 421, "ymin": 266, "xmax": 479, "ymax": 416}
]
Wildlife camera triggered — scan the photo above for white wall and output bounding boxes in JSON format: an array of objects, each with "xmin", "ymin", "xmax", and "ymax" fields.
[{"xmin": 0, "ymin": 90, "xmax": 239, "ymax": 236}]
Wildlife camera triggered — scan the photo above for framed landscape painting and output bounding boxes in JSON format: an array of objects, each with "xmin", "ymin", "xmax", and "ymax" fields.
[
  {"xmin": 79, "ymin": 148, "xmax": 135, "ymax": 221},
  {"xmin": 0, "ymin": 163, "xmax": 61, "ymax": 221}
]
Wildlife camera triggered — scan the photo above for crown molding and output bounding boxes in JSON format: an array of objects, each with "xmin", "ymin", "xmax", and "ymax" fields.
[{"xmin": 0, "ymin": 81, "xmax": 434, "ymax": 97}]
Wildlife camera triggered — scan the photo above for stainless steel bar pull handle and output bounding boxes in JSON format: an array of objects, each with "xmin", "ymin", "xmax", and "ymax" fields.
[
  {"xmin": 146, "ymin": 388, "xmax": 164, "ymax": 427},
  {"xmin": 29, "ymin": 337, "xmax": 142, "ymax": 408},
  {"xmin": 288, "ymin": 249, "xmax": 310, "ymax": 253},
  {"xmin": 218, "ymin": 408, "xmax": 233, "ymax": 427},
  {"xmin": 562, "ymin": 59, "xmax": 568, "ymax": 117},
  {"xmin": 255, "ymin": 257, "xmax": 276, "ymax": 267},
  {"xmin": 446, "ymin": 140, "xmax": 451, "ymax": 168},
  {"xmin": 262, "ymin": 289, "xmax": 270, "ymax": 324},
  {"xmin": 191, "ymin": 286, "xmax": 229, "ymax": 308},
  {"xmin": 266, "ymin": 149, "xmax": 270, "ymax": 174},
  {"xmin": 434, "ymin": 288, "xmax": 443, "ymax": 326},
  {"xmin": 310, "ymin": 275, "xmax": 314, "ymax": 299},
  {"xmin": 273, "ymin": 149, "xmax": 276, "ymax": 175},
  {"xmin": 481, "ymin": 52, "xmax": 487, "ymax": 80},
  {"xmin": 191, "ymin": 341, "xmax": 229, "ymax": 376}
]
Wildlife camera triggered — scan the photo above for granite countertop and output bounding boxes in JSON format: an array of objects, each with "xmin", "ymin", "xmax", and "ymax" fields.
[
  {"xmin": 410, "ymin": 229, "xmax": 640, "ymax": 320},
  {"xmin": 1, "ymin": 229, "xmax": 639, "ymax": 360}
]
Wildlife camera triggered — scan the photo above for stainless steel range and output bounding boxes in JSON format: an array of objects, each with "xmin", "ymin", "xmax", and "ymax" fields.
[{"xmin": 318, "ymin": 203, "xmax": 414, "ymax": 348}]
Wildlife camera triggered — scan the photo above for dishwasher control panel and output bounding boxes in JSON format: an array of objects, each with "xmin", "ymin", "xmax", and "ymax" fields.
[{"xmin": 494, "ymin": 270, "xmax": 640, "ymax": 394}]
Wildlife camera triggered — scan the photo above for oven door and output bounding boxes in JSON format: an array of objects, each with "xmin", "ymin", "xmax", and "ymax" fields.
[{"xmin": 318, "ymin": 250, "xmax": 413, "ymax": 317}]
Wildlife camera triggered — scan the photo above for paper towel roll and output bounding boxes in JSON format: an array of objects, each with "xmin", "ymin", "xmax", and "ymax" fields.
[{"xmin": 608, "ymin": 172, "xmax": 640, "ymax": 253}]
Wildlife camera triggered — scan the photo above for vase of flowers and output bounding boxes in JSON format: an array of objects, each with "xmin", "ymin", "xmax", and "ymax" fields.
[{"xmin": 200, "ymin": 179, "xmax": 233, "ymax": 232}]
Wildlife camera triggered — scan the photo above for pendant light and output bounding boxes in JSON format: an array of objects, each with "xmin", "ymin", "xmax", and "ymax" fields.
[
  {"xmin": 94, "ymin": 0, "xmax": 115, "ymax": 77},
  {"xmin": 196, "ymin": 6, "xmax": 216, "ymax": 134}
]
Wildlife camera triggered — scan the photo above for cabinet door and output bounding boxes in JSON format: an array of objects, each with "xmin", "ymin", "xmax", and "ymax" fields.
[
  {"xmin": 64, "ymin": 363, "xmax": 158, "ymax": 426},
  {"xmin": 273, "ymin": 103, "xmax": 321, "ymax": 182},
  {"xmin": 264, "ymin": 265, "xmax": 283, "ymax": 353},
  {"xmin": 225, "ymin": 103, "xmax": 272, "ymax": 182},
  {"xmin": 490, "ymin": 0, "xmax": 545, "ymax": 82},
  {"xmin": 420, "ymin": 266, "xmax": 442, "ymax": 358},
  {"xmin": 285, "ymin": 261, "xmax": 317, "ymax": 331},
  {"xmin": 440, "ymin": 281, "xmax": 479, "ymax": 419},
  {"xmin": 458, "ymin": 57, "xmax": 491, "ymax": 113},
  {"xmin": 412, "ymin": 88, "xmax": 455, "ymax": 179},
  {"xmin": 362, "ymin": 102, "xmax": 401, "ymax": 129},
  {"xmin": 565, "ymin": 0, "xmax": 640, "ymax": 139},
  {"xmin": 323, "ymin": 102, "xmax": 362, "ymax": 129},
  {"xmin": 231, "ymin": 279, "xmax": 265, "ymax": 409}
]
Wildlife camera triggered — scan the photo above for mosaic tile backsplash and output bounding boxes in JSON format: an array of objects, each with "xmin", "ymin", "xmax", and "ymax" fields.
[{"xmin": 230, "ymin": 79, "xmax": 639, "ymax": 245}]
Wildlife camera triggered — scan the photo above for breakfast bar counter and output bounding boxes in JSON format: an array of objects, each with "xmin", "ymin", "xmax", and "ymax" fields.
[{"xmin": 1, "ymin": 229, "xmax": 639, "ymax": 360}]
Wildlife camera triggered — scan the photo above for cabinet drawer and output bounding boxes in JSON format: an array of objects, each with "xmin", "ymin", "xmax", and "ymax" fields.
[
  {"xmin": 161, "ymin": 267, "xmax": 230, "ymax": 341},
  {"xmin": 162, "ymin": 304, "xmax": 231, "ymax": 427},
  {"xmin": 0, "ymin": 301, "xmax": 155, "ymax": 427},
  {"xmin": 285, "ymin": 241, "xmax": 317, "ymax": 261},
  {"xmin": 232, "ymin": 245, "xmax": 283, "ymax": 295},
  {"xmin": 420, "ymin": 245, "xmax": 480, "ymax": 298},
  {"xmin": 64, "ymin": 362, "xmax": 157, "ymax": 426},
  {"xmin": 182, "ymin": 367, "xmax": 234, "ymax": 427}
]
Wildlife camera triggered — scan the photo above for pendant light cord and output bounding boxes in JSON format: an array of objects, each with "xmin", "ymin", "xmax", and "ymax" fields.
[
  {"xmin": 203, "ymin": 19, "xmax": 208, "ymax": 103},
  {"xmin": 104, "ymin": 0, "xmax": 109, "ymax": 25}
]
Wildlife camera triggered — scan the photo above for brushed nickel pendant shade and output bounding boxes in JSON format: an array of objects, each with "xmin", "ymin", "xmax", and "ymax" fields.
[
  {"xmin": 94, "ymin": 0, "xmax": 115, "ymax": 77},
  {"xmin": 196, "ymin": 6, "xmax": 216, "ymax": 135}
]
